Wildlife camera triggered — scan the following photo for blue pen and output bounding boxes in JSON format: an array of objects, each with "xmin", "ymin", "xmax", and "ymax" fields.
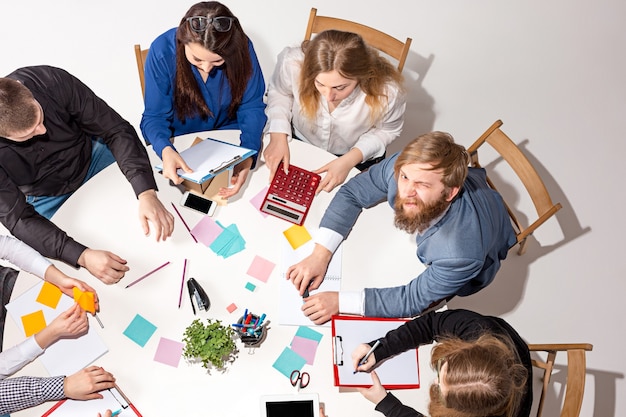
[
  {"xmin": 256, "ymin": 313, "xmax": 267, "ymax": 327},
  {"xmin": 111, "ymin": 409, "xmax": 122, "ymax": 417},
  {"xmin": 354, "ymin": 340, "xmax": 381, "ymax": 374}
]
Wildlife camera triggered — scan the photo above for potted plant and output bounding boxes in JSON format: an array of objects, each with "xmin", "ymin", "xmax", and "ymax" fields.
[{"xmin": 182, "ymin": 318, "xmax": 238, "ymax": 371}]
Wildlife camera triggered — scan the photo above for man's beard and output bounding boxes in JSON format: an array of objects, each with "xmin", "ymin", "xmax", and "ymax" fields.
[{"xmin": 394, "ymin": 192, "xmax": 451, "ymax": 234}]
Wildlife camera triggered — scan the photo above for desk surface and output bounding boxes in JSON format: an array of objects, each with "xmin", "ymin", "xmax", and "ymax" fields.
[{"xmin": 4, "ymin": 132, "xmax": 433, "ymax": 417}]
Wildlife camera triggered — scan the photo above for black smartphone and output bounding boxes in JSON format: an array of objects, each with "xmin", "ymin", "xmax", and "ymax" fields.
[{"xmin": 180, "ymin": 191, "xmax": 216, "ymax": 216}]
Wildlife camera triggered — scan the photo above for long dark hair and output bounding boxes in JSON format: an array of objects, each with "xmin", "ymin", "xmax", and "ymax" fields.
[{"xmin": 174, "ymin": 1, "xmax": 252, "ymax": 121}]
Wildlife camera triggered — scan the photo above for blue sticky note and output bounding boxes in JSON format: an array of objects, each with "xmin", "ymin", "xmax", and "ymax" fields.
[
  {"xmin": 272, "ymin": 347, "xmax": 307, "ymax": 378},
  {"xmin": 245, "ymin": 282, "xmax": 256, "ymax": 292},
  {"xmin": 123, "ymin": 314, "xmax": 157, "ymax": 347},
  {"xmin": 210, "ymin": 223, "xmax": 246, "ymax": 258},
  {"xmin": 295, "ymin": 326, "xmax": 323, "ymax": 343}
]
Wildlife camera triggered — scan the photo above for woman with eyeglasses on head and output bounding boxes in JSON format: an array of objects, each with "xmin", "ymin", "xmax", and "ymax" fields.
[
  {"xmin": 140, "ymin": 1, "xmax": 266, "ymax": 198},
  {"xmin": 352, "ymin": 309, "xmax": 532, "ymax": 417},
  {"xmin": 264, "ymin": 29, "xmax": 406, "ymax": 194}
]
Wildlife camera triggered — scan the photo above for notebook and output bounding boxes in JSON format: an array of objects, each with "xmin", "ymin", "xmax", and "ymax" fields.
[
  {"xmin": 261, "ymin": 163, "xmax": 320, "ymax": 225},
  {"xmin": 279, "ymin": 239, "xmax": 342, "ymax": 327}
]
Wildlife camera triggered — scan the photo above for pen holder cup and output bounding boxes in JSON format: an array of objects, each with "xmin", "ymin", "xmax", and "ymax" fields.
[{"xmin": 236, "ymin": 314, "xmax": 267, "ymax": 347}]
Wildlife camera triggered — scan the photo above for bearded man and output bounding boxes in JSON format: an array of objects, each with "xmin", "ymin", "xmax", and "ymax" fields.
[{"xmin": 287, "ymin": 131, "xmax": 516, "ymax": 324}]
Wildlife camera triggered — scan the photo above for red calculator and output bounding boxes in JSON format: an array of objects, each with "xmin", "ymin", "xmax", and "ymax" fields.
[{"xmin": 261, "ymin": 163, "xmax": 321, "ymax": 225}]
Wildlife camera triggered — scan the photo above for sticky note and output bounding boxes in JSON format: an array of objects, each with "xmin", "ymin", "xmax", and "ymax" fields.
[
  {"xmin": 73, "ymin": 288, "xmax": 96, "ymax": 314},
  {"xmin": 21, "ymin": 310, "xmax": 46, "ymax": 337},
  {"xmin": 250, "ymin": 186, "xmax": 269, "ymax": 217},
  {"xmin": 36, "ymin": 281, "xmax": 63, "ymax": 309},
  {"xmin": 295, "ymin": 326, "xmax": 324, "ymax": 343},
  {"xmin": 191, "ymin": 216, "xmax": 224, "ymax": 247},
  {"xmin": 226, "ymin": 303, "xmax": 238, "ymax": 313},
  {"xmin": 123, "ymin": 314, "xmax": 157, "ymax": 347},
  {"xmin": 210, "ymin": 223, "xmax": 246, "ymax": 258},
  {"xmin": 283, "ymin": 225, "xmax": 312, "ymax": 250},
  {"xmin": 245, "ymin": 282, "xmax": 256, "ymax": 292},
  {"xmin": 291, "ymin": 335, "xmax": 320, "ymax": 365},
  {"xmin": 246, "ymin": 255, "xmax": 275, "ymax": 283},
  {"xmin": 272, "ymin": 347, "xmax": 307, "ymax": 378},
  {"xmin": 153, "ymin": 337, "xmax": 184, "ymax": 368}
]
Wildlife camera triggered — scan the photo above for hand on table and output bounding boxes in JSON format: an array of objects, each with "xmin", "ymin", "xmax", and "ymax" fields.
[
  {"xmin": 314, "ymin": 149, "xmax": 362, "ymax": 194},
  {"xmin": 218, "ymin": 157, "xmax": 253, "ymax": 199},
  {"xmin": 137, "ymin": 189, "xmax": 175, "ymax": 241},
  {"xmin": 162, "ymin": 146, "xmax": 193, "ymax": 185},
  {"xmin": 352, "ymin": 343, "xmax": 378, "ymax": 373},
  {"xmin": 34, "ymin": 303, "xmax": 88, "ymax": 350},
  {"xmin": 286, "ymin": 244, "xmax": 333, "ymax": 295},
  {"xmin": 64, "ymin": 366, "xmax": 116, "ymax": 400},
  {"xmin": 97, "ymin": 411, "xmax": 113, "ymax": 417},
  {"xmin": 302, "ymin": 291, "xmax": 339, "ymax": 325},
  {"xmin": 78, "ymin": 249, "xmax": 129, "ymax": 284},
  {"xmin": 357, "ymin": 370, "xmax": 388, "ymax": 405},
  {"xmin": 43, "ymin": 265, "xmax": 99, "ymax": 309},
  {"xmin": 263, "ymin": 132, "xmax": 290, "ymax": 183}
]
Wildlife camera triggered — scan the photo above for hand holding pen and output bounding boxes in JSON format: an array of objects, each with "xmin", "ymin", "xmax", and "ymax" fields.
[{"xmin": 352, "ymin": 340, "xmax": 381, "ymax": 373}]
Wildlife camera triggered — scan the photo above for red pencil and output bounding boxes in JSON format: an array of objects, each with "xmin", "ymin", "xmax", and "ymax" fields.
[{"xmin": 171, "ymin": 202, "xmax": 198, "ymax": 243}]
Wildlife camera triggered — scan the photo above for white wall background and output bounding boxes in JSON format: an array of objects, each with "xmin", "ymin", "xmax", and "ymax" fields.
[{"xmin": 1, "ymin": 0, "xmax": 625, "ymax": 416}]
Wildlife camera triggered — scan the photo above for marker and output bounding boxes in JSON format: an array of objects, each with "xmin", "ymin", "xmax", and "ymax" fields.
[
  {"xmin": 256, "ymin": 313, "xmax": 267, "ymax": 327},
  {"xmin": 354, "ymin": 340, "xmax": 381, "ymax": 374},
  {"xmin": 111, "ymin": 409, "xmax": 122, "ymax": 417},
  {"xmin": 125, "ymin": 261, "xmax": 170, "ymax": 289}
]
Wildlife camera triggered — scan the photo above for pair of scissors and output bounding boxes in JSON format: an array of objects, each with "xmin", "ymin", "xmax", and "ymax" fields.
[{"xmin": 290, "ymin": 370, "xmax": 310, "ymax": 391}]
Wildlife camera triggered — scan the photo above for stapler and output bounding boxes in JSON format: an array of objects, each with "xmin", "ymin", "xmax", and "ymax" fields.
[{"xmin": 187, "ymin": 278, "xmax": 210, "ymax": 314}]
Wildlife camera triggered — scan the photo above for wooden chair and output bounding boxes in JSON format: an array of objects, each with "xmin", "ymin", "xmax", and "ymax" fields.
[
  {"xmin": 467, "ymin": 120, "xmax": 563, "ymax": 255},
  {"xmin": 304, "ymin": 7, "xmax": 412, "ymax": 72},
  {"xmin": 528, "ymin": 343, "xmax": 593, "ymax": 417},
  {"xmin": 133, "ymin": 44, "xmax": 149, "ymax": 98}
]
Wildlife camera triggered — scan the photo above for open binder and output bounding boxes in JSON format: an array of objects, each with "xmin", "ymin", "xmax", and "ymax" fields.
[
  {"xmin": 154, "ymin": 136, "xmax": 256, "ymax": 184},
  {"xmin": 331, "ymin": 315, "xmax": 420, "ymax": 389},
  {"xmin": 42, "ymin": 385, "xmax": 142, "ymax": 416}
]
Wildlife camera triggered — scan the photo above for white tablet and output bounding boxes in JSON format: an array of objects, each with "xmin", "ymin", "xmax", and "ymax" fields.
[{"xmin": 260, "ymin": 393, "xmax": 320, "ymax": 417}]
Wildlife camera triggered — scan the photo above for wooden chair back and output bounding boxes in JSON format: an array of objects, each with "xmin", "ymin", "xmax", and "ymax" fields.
[
  {"xmin": 134, "ymin": 44, "xmax": 149, "ymax": 99},
  {"xmin": 467, "ymin": 120, "xmax": 563, "ymax": 255},
  {"xmin": 304, "ymin": 8, "xmax": 412, "ymax": 72},
  {"xmin": 528, "ymin": 343, "xmax": 593, "ymax": 417}
]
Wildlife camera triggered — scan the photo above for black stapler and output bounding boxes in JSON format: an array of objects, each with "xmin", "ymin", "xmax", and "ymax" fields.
[{"xmin": 187, "ymin": 278, "xmax": 210, "ymax": 314}]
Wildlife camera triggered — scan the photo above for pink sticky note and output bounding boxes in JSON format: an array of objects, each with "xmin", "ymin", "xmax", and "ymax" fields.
[
  {"xmin": 246, "ymin": 255, "xmax": 275, "ymax": 283},
  {"xmin": 191, "ymin": 216, "xmax": 224, "ymax": 247},
  {"xmin": 291, "ymin": 335, "xmax": 320, "ymax": 365},
  {"xmin": 226, "ymin": 303, "xmax": 238, "ymax": 313},
  {"xmin": 153, "ymin": 337, "xmax": 184, "ymax": 368},
  {"xmin": 250, "ymin": 186, "xmax": 269, "ymax": 217}
]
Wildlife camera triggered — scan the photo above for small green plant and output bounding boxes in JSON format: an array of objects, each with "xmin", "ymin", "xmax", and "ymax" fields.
[{"xmin": 182, "ymin": 318, "xmax": 238, "ymax": 370}]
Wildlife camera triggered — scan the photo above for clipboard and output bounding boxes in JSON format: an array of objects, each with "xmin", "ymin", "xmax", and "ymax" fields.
[
  {"xmin": 154, "ymin": 136, "xmax": 257, "ymax": 184},
  {"xmin": 331, "ymin": 315, "xmax": 420, "ymax": 389},
  {"xmin": 42, "ymin": 384, "xmax": 142, "ymax": 416}
]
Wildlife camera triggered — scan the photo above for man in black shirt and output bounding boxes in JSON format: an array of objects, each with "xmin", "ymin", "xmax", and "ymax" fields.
[{"xmin": 0, "ymin": 66, "xmax": 174, "ymax": 284}]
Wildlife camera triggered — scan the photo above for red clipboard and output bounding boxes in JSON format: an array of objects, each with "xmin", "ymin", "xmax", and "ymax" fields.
[
  {"xmin": 42, "ymin": 384, "xmax": 142, "ymax": 416},
  {"xmin": 331, "ymin": 315, "xmax": 420, "ymax": 389}
]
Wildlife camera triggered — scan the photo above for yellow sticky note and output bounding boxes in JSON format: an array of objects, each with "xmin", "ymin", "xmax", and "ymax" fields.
[
  {"xmin": 283, "ymin": 225, "xmax": 312, "ymax": 250},
  {"xmin": 73, "ymin": 287, "xmax": 96, "ymax": 314},
  {"xmin": 21, "ymin": 310, "xmax": 47, "ymax": 337},
  {"xmin": 36, "ymin": 281, "xmax": 63, "ymax": 309}
]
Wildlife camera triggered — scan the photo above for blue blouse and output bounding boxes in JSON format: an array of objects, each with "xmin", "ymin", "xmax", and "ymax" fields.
[{"xmin": 140, "ymin": 28, "xmax": 267, "ymax": 159}]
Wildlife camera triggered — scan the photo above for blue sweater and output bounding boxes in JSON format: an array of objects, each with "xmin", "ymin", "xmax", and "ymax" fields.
[
  {"xmin": 320, "ymin": 153, "xmax": 516, "ymax": 317},
  {"xmin": 140, "ymin": 28, "xmax": 267, "ymax": 158}
]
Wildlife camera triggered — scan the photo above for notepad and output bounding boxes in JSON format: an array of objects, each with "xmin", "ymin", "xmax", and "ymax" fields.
[
  {"xmin": 279, "ymin": 239, "xmax": 342, "ymax": 327},
  {"xmin": 154, "ymin": 137, "xmax": 256, "ymax": 184},
  {"xmin": 331, "ymin": 315, "xmax": 419, "ymax": 389},
  {"xmin": 5, "ymin": 281, "xmax": 108, "ymax": 376}
]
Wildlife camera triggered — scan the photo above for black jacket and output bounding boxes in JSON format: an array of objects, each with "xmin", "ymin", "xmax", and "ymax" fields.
[{"xmin": 0, "ymin": 66, "xmax": 158, "ymax": 266}]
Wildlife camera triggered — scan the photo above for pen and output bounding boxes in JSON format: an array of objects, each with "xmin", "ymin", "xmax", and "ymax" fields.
[
  {"xmin": 125, "ymin": 261, "xmax": 170, "ymax": 289},
  {"xmin": 178, "ymin": 259, "xmax": 187, "ymax": 308},
  {"xmin": 171, "ymin": 202, "xmax": 198, "ymax": 243},
  {"xmin": 111, "ymin": 409, "xmax": 122, "ymax": 417},
  {"xmin": 256, "ymin": 313, "xmax": 266, "ymax": 327},
  {"xmin": 354, "ymin": 340, "xmax": 381, "ymax": 374},
  {"xmin": 94, "ymin": 313, "xmax": 104, "ymax": 329}
]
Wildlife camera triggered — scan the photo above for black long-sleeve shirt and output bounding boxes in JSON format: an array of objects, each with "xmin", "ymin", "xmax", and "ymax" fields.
[
  {"xmin": 0, "ymin": 66, "xmax": 158, "ymax": 266},
  {"xmin": 372, "ymin": 309, "xmax": 532, "ymax": 417}
]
